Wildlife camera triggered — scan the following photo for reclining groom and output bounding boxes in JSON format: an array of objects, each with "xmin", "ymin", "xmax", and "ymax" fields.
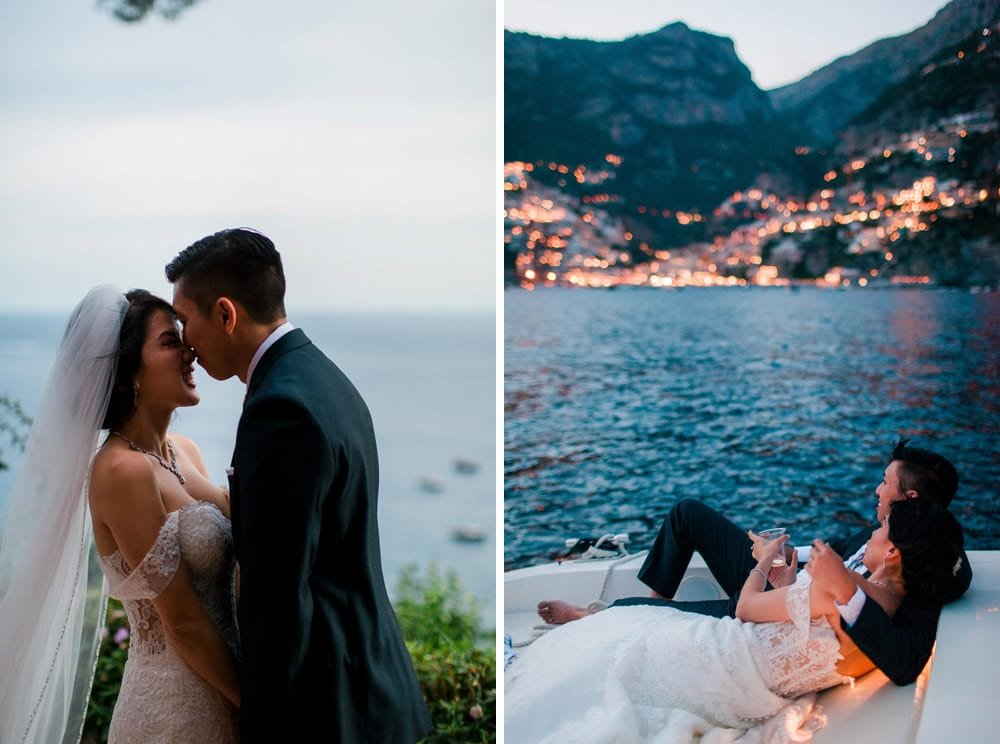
[{"xmin": 539, "ymin": 439, "xmax": 972, "ymax": 685}]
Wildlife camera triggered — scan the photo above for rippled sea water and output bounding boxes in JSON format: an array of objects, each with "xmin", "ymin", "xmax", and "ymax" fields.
[
  {"xmin": 0, "ymin": 312, "xmax": 496, "ymax": 619},
  {"xmin": 504, "ymin": 287, "xmax": 1000, "ymax": 569}
]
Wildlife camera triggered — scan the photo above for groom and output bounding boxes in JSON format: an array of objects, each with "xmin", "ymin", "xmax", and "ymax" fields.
[
  {"xmin": 166, "ymin": 228, "xmax": 432, "ymax": 742},
  {"xmin": 540, "ymin": 440, "xmax": 972, "ymax": 686}
]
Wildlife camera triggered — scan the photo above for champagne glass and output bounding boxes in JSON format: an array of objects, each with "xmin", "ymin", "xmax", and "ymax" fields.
[{"xmin": 758, "ymin": 527, "xmax": 788, "ymax": 567}]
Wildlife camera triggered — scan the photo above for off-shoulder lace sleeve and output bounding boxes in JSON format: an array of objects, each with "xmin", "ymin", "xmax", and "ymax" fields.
[{"xmin": 106, "ymin": 511, "xmax": 182, "ymax": 600}]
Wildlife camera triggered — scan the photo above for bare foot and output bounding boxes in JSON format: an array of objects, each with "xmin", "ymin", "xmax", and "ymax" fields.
[{"xmin": 537, "ymin": 600, "xmax": 592, "ymax": 624}]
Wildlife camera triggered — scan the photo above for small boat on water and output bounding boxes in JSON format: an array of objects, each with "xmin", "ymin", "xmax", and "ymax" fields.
[
  {"xmin": 418, "ymin": 476, "xmax": 445, "ymax": 493},
  {"xmin": 453, "ymin": 457, "xmax": 480, "ymax": 475},
  {"xmin": 451, "ymin": 524, "xmax": 489, "ymax": 543},
  {"xmin": 504, "ymin": 548, "xmax": 1000, "ymax": 742}
]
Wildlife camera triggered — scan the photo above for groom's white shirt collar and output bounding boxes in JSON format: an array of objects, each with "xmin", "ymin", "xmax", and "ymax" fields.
[{"xmin": 246, "ymin": 321, "xmax": 295, "ymax": 385}]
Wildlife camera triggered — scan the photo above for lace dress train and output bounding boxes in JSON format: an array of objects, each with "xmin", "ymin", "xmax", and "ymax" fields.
[
  {"xmin": 505, "ymin": 572, "xmax": 848, "ymax": 743},
  {"xmin": 99, "ymin": 502, "xmax": 240, "ymax": 743}
]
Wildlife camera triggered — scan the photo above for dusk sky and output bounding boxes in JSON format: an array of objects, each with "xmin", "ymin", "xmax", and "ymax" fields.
[
  {"xmin": 0, "ymin": 1, "xmax": 957, "ymax": 313},
  {"xmin": 504, "ymin": 0, "xmax": 952, "ymax": 90},
  {"xmin": 0, "ymin": 0, "xmax": 494, "ymax": 314}
]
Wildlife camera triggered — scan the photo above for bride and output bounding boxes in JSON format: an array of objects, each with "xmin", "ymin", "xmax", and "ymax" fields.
[
  {"xmin": 0, "ymin": 286, "xmax": 240, "ymax": 743},
  {"xmin": 505, "ymin": 498, "xmax": 964, "ymax": 743}
]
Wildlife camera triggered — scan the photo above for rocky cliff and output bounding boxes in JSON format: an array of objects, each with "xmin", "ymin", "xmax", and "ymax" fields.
[
  {"xmin": 505, "ymin": 23, "xmax": 787, "ymax": 215},
  {"xmin": 769, "ymin": 0, "xmax": 1000, "ymax": 145}
]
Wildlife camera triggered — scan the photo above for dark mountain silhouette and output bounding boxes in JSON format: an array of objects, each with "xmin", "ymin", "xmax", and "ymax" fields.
[
  {"xmin": 770, "ymin": 0, "xmax": 1000, "ymax": 145},
  {"xmin": 504, "ymin": 1, "xmax": 999, "ymax": 287},
  {"xmin": 505, "ymin": 22, "xmax": 793, "ymax": 220}
]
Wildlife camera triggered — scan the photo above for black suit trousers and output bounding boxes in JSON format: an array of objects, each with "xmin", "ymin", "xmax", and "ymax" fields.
[{"xmin": 611, "ymin": 499, "xmax": 761, "ymax": 617}]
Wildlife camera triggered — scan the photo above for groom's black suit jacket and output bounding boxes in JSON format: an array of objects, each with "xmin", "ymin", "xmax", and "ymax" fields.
[
  {"xmin": 830, "ymin": 526, "xmax": 972, "ymax": 686},
  {"xmin": 229, "ymin": 329, "xmax": 432, "ymax": 743}
]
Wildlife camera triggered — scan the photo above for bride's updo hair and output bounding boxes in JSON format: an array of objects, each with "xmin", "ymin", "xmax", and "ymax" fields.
[
  {"xmin": 888, "ymin": 498, "xmax": 964, "ymax": 604},
  {"xmin": 101, "ymin": 289, "xmax": 177, "ymax": 431}
]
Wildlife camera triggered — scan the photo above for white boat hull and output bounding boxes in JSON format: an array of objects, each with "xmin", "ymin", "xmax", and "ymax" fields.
[{"xmin": 504, "ymin": 550, "xmax": 1000, "ymax": 742}]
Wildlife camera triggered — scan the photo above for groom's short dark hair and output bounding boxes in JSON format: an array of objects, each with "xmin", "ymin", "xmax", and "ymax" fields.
[
  {"xmin": 890, "ymin": 438, "xmax": 959, "ymax": 508},
  {"xmin": 165, "ymin": 228, "xmax": 286, "ymax": 324}
]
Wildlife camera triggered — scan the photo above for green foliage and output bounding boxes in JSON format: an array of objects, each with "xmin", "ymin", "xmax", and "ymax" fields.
[
  {"xmin": 83, "ymin": 567, "xmax": 496, "ymax": 744},
  {"xmin": 394, "ymin": 563, "xmax": 496, "ymax": 743},
  {"xmin": 408, "ymin": 641, "xmax": 496, "ymax": 744},
  {"xmin": 83, "ymin": 601, "xmax": 129, "ymax": 744},
  {"xmin": 0, "ymin": 396, "xmax": 31, "ymax": 472},
  {"xmin": 98, "ymin": 0, "xmax": 202, "ymax": 23},
  {"xmin": 394, "ymin": 563, "xmax": 487, "ymax": 649}
]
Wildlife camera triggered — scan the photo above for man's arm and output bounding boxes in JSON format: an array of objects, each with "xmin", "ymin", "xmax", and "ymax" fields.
[
  {"xmin": 812, "ymin": 539, "xmax": 973, "ymax": 686},
  {"xmin": 843, "ymin": 593, "xmax": 938, "ymax": 685},
  {"xmin": 235, "ymin": 395, "xmax": 333, "ymax": 734},
  {"xmin": 844, "ymin": 547, "xmax": 972, "ymax": 685}
]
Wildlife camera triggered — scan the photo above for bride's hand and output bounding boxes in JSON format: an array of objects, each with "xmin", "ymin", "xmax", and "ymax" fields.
[
  {"xmin": 768, "ymin": 547, "xmax": 798, "ymax": 587},
  {"xmin": 747, "ymin": 530, "xmax": 788, "ymax": 567}
]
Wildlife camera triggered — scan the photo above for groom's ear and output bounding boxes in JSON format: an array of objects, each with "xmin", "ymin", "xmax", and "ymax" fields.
[{"xmin": 217, "ymin": 297, "xmax": 238, "ymax": 336}]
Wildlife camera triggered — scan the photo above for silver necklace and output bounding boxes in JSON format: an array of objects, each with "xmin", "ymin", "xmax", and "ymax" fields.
[
  {"xmin": 112, "ymin": 431, "xmax": 186, "ymax": 484},
  {"xmin": 868, "ymin": 578, "xmax": 899, "ymax": 598}
]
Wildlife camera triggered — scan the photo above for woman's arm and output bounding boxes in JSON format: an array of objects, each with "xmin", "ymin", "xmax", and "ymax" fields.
[
  {"xmin": 735, "ymin": 562, "xmax": 844, "ymax": 623},
  {"xmin": 736, "ymin": 535, "xmax": 840, "ymax": 622},
  {"xmin": 153, "ymin": 564, "xmax": 242, "ymax": 706},
  {"xmin": 735, "ymin": 535, "xmax": 794, "ymax": 621},
  {"xmin": 90, "ymin": 451, "xmax": 241, "ymax": 706},
  {"xmin": 735, "ymin": 561, "xmax": 789, "ymax": 621}
]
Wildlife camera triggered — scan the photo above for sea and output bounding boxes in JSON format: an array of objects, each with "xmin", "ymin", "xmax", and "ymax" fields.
[
  {"xmin": 505, "ymin": 286, "xmax": 1000, "ymax": 570},
  {"xmin": 0, "ymin": 312, "xmax": 496, "ymax": 622}
]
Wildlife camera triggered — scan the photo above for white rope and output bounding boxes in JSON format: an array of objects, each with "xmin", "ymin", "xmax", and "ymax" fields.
[{"xmin": 596, "ymin": 549, "xmax": 645, "ymax": 604}]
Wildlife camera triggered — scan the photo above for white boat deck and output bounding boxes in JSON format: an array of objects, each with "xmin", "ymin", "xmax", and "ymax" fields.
[{"xmin": 504, "ymin": 550, "xmax": 1000, "ymax": 742}]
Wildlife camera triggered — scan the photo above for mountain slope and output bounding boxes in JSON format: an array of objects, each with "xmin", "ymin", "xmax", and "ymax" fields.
[
  {"xmin": 769, "ymin": 0, "xmax": 1000, "ymax": 145},
  {"xmin": 505, "ymin": 23, "xmax": 790, "ymax": 217}
]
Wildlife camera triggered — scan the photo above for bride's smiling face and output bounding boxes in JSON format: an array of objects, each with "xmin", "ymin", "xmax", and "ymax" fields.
[
  {"xmin": 864, "ymin": 514, "xmax": 900, "ymax": 575},
  {"xmin": 133, "ymin": 310, "xmax": 199, "ymax": 410}
]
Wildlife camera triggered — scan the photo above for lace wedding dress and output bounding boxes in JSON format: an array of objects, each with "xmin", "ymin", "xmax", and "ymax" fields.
[
  {"xmin": 505, "ymin": 572, "xmax": 849, "ymax": 743},
  {"xmin": 100, "ymin": 502, "xmax": 240, "ymax": 743}
]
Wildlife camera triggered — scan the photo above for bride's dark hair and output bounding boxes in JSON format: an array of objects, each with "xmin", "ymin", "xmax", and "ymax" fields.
[
  {"xmin": 888, "ymin": 498, "xmax": 964, "ymax": 604},
  {"xmin": 101, "ymin": 289, "xmax": 177, "ymax": 431}
]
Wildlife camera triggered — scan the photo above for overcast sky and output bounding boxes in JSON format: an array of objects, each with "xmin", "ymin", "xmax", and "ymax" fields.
[
  {"xmin": 0, "ymin": 0, "xmax": 495, "ymax": 314},
  {"xmin": 504, "ymin": 0, "xmax": 952, "ymax": 90}
]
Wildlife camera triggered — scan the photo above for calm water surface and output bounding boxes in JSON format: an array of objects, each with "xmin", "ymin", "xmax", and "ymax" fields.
[
  {"xmin": 505, "ymin": 287, "xmax": 1000, "ymax": 569},
  {"xmin": 0, "ymin": 312, "xmax": 496, "ymax": 619}
]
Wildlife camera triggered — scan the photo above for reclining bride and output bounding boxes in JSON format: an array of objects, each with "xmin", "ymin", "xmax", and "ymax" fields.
[{"xmin": 505, "ymin": 497, "xmax": 964, "ymax": 743}]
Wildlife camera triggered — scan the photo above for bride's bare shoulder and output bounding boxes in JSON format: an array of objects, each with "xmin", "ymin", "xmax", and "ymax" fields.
[{"xmin": 89, "ymin": 441, "xmax": 159, "ymax": 510}]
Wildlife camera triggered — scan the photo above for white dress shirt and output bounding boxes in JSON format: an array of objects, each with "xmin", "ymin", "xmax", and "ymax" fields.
[
  {"xmin": 795, "ymin": 542, "xmax": 869, "ymax": 625},
  {"xmin": 246, "ymin": 322, "xmax": 296, "ymax": 385}
]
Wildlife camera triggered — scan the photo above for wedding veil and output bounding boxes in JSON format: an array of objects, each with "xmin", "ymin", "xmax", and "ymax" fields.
[{"xmin": 0, "ymin": 286, "xmax": 128, "ymax": 744}]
